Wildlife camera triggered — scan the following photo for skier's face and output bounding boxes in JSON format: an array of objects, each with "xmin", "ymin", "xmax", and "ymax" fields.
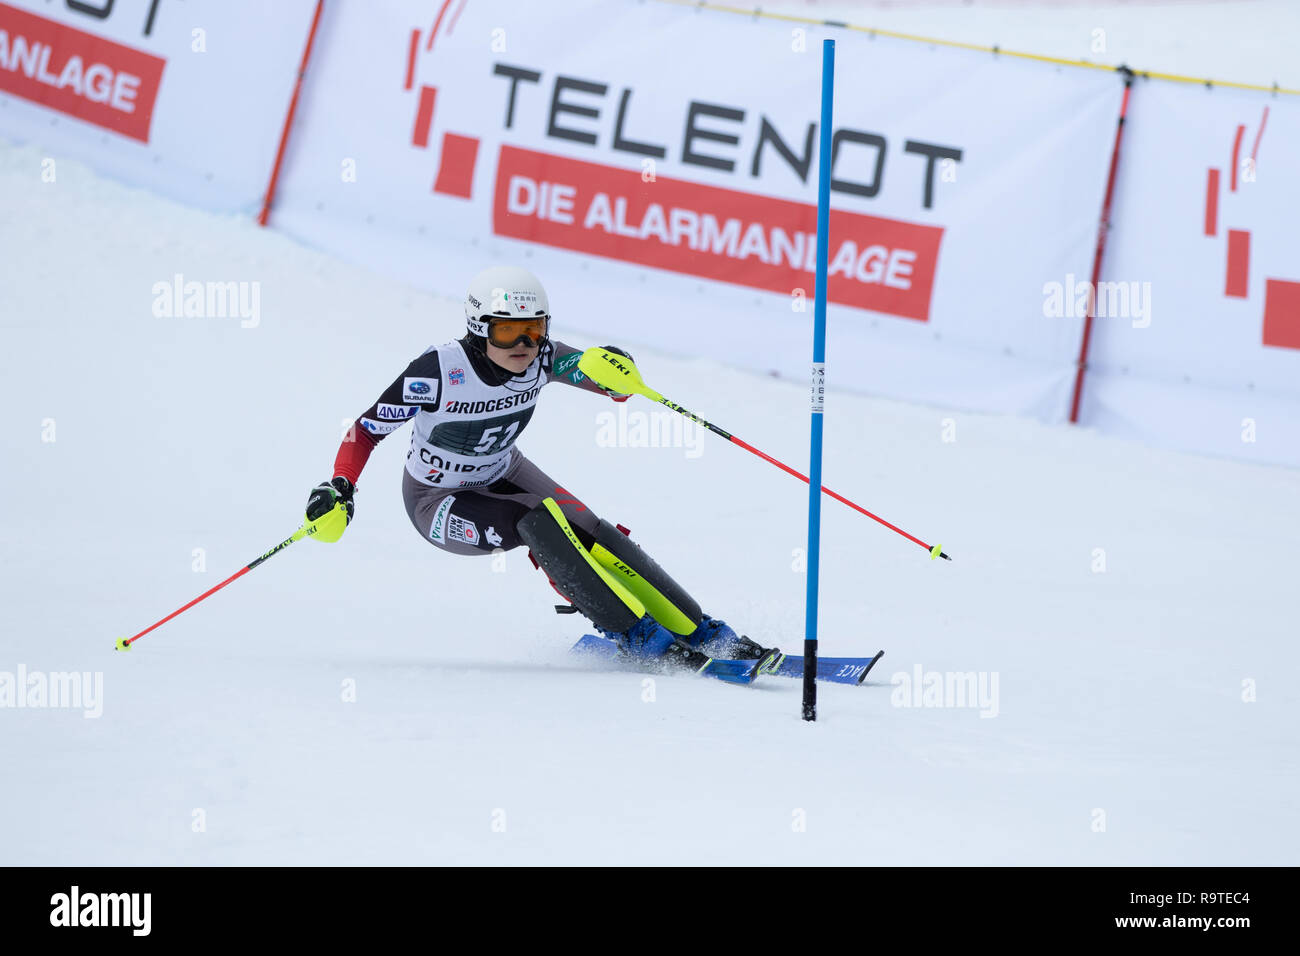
[{"xmin": 486, "ymin": 338, "xmax": 538, "ymax": 373}]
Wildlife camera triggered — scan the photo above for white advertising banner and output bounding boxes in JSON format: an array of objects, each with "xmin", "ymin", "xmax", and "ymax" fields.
[
  {"xmin": 1081, "ymin": 78, "xmax": 1300, "ymax": 466},
  {"xmin": 270, "ymin": 0, "xmax": 1124, "ymax": 421},
  {"xmin": 0, "ymin": 0, "xmax": 317, "ymax": 211}
]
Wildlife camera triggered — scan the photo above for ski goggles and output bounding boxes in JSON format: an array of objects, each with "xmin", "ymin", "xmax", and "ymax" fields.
[{"xmin": 486, "ymin": 316, "xmax": 549, "ymax": 349}]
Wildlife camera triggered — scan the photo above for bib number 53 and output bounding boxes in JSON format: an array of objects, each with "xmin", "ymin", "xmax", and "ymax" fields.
[{"xmin": 473, "ymin": 421, "xmax": 521, "ymax": 453}]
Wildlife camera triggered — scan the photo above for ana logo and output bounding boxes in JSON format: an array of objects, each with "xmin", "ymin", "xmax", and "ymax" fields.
[
  {"xmin": 449, "ymin": 368, "xmax": 466, "ymax": 385},
  {"xmin": 409, "ymin": 381, "xmax": 431, "ymax": 395}
]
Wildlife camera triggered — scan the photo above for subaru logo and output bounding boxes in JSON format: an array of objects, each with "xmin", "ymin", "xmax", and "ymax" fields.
[{"xmin": 410, "ymin": 381, "xmax": 431, "ymax": 395}]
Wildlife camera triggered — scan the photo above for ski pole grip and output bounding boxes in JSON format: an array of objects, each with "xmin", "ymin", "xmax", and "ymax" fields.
[{"xmin": 578, "ymin": 347, "xmax": 654, "ymax": 399}]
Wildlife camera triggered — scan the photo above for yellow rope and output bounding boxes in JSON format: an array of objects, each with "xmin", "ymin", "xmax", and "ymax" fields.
[{"xmin": 651, "ymin": 0, "xmax": 1298, "ymax": 96}]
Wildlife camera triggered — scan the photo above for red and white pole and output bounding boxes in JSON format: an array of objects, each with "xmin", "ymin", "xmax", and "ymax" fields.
[
  {"xmin": 1069, "ymin": 67, "xmax": 1135, "ymax": 423},
  {"xmin": 256, "ymin": 0, "xmax": 325, "ymax": 227}
]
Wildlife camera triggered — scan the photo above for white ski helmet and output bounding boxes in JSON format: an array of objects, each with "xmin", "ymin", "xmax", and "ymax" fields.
[{"xmin": 464, "ymin": 265, "xmax": 550, "ymax": 339}]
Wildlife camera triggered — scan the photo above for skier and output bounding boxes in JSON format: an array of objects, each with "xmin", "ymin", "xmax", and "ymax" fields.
[{"xmin": 304, "ymin": 265, "xmax": 778, "ymax": 673}]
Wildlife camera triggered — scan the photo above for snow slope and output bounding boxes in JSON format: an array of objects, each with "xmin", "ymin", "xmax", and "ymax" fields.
[{"xmin": 1, "ymin": 141, "xmax": 1296, "ymax": 865}]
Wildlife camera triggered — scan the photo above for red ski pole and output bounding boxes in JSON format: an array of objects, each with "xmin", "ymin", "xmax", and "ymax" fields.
[
  {"xmin": 577, "ymin": 348, "xmax": 950, "ymax": 560},
  {"xmin": 114, "ymin": 504, "xmax": 350, "ymax": 651}
]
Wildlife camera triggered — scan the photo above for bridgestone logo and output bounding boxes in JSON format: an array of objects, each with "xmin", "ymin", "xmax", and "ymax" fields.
[{"xmin": 444, "ymin": 388, "xmax": 539, "ymax": 414}]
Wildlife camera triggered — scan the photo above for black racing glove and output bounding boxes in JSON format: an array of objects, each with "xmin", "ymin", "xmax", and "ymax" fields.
[{"xmin": 306, "ymin": 476, "xmax": 355, "ymax": 524}]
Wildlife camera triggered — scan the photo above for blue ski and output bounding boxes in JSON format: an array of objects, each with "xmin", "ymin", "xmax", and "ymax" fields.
[
  {"xmin": 770, "ymin": 651, "xmax": 885, "ymax": 686},
  {"xmin": 570, "ymin": 634, "xmax": 762, "ymax": 685},
  {"xmin": 570, "ymin": 635, "xmax": 883, "ymax": 686}
]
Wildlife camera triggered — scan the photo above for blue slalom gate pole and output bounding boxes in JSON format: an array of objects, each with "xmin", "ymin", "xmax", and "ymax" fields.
[{"xmin": 804, "ymin": 38, "xmax": 835, "ymax": 722}]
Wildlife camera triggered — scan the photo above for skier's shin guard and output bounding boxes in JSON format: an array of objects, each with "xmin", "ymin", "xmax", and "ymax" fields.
[
  {"xmin": 517, "ymin": 499, "xmax": 645, "ymax": 635},
  {"xmin": 589, "ymin": 519, "xmax": 702, "ymax": 637}
]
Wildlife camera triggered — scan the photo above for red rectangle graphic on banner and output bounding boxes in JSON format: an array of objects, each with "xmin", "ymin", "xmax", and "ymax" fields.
[
  {"xmin": 1226, "ymin": 229, "xmax": 1250, "ymax": 298},
  {"xmin": 1262, "ymin": 278, "xmax": 1300, "ymax": 350},
  {"xmin": 412, "ymin": 85, "xmax": 436, "ymax": 148},
  {"xmin": 1204, "ymin": 168, "xmax": 1219, "ymax": 236},
  {"xmin": 434, "ymin": 132, "xmax": 478, "ymax": 198},
  {"xmin": 0, "ymin": 2, "xmax": 166, "ymax": 143},
  {"xmin": 491, "ymin": 145, "xmax": 944, "ymax": 321}
]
